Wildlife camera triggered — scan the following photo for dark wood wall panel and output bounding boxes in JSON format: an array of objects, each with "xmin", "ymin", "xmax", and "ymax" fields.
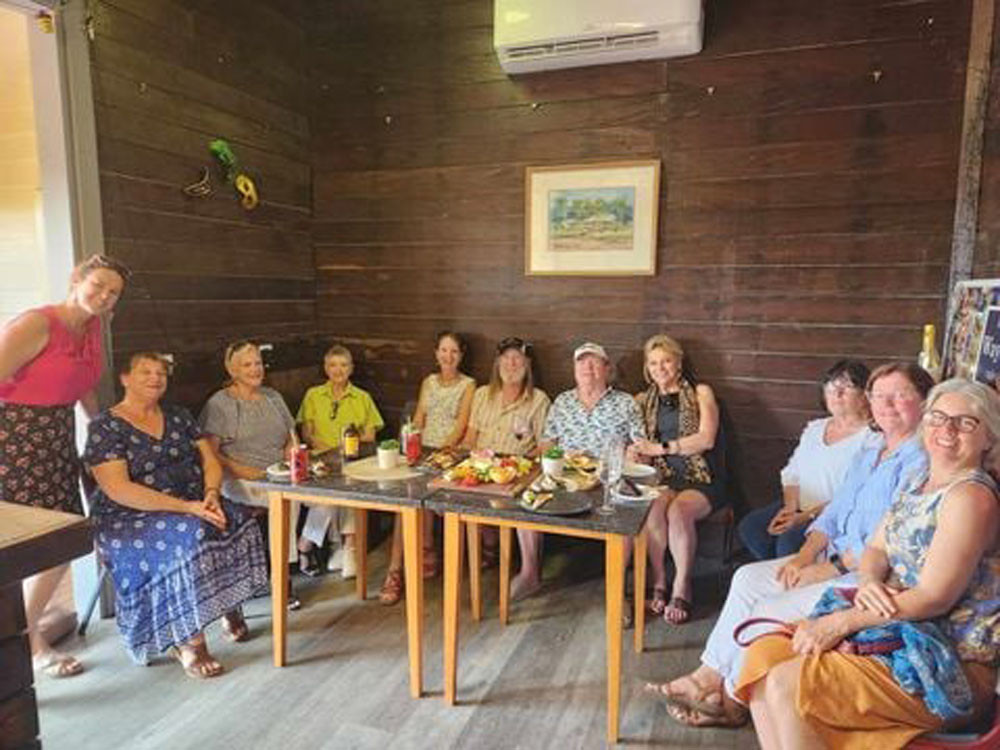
[
  {"xmin": 973, "ymin": 0, "xmax": 1000, "ymax": 278},
  {"xmin": 310, "ymin": 0, "xmax": 971, "ymax": 505},
  {"xmin": 89, "ymin": 0, "xmax": 314, "ymax": 408}
]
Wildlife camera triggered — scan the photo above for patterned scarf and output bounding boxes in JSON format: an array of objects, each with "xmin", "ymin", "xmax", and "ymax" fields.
[{"xmin": 639, "ymin": 380, "xmax": 712, "ymax": 485}]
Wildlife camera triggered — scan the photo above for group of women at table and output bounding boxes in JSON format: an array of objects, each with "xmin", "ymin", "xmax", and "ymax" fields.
[{"xmin": 2, "ymin": 255, "xmax": 999, "ymax": 748}]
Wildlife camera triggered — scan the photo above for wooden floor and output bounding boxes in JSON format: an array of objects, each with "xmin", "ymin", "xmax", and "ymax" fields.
[{"xmin": 36, "ymin": 538, "xmax": 759, "ymax": 749}]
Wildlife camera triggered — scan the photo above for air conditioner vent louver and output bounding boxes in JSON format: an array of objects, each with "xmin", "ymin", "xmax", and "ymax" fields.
[{"xmin": 505, "ymin": 31, "xmax": 660, "ymax": 61}]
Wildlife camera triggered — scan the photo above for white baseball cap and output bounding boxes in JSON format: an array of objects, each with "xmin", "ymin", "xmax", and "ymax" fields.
[{"xmin": 573, "ymin": 342, "xmax": 609, "ymax": 361}]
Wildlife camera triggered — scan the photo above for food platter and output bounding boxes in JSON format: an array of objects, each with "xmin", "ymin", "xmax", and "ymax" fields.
[{"xmin": 427, "ymin": 450, "xmax": 538, "ymax": 497}]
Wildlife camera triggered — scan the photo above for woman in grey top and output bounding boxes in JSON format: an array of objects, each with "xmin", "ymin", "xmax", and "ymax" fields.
[{"xmin": 199, "ymin": 341, "xmax": 301, "ymax": 606}]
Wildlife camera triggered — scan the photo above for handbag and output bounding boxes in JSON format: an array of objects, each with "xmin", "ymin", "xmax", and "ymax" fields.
[{"xmin": 732, "ymin": 587, "xmax": 905, "ymax": 656}]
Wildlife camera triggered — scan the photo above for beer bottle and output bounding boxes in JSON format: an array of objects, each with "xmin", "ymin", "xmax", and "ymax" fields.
[{"xmin": 342, "ymin": 423, "xmax": 360, "ymax": 460}]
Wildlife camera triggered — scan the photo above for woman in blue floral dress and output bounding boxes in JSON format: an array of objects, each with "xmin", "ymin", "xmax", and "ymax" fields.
[{"xmin": 84, "ymin": 352, "xmax": 268, "ymax": 678}]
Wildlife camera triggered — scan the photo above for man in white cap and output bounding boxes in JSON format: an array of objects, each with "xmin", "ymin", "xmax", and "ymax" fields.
[{"xmin": 511, "ymin": 341, "xmax": 645, "ymax": 600}]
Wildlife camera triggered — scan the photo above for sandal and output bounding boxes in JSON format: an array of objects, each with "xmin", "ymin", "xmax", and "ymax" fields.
[
  {"xmin": 663, "ymin": 596, "xmax": 692, "ymax": 625},
  {"xmin": 645, "ymin": 678, "xmax": 723, "ymax": 718},
  {"xmin": 169, "ymin": 641, "xmax": 224, "ymax": 680},
  {"xmin": 648, "ymin": 587, "xmax": 668, "ymax": 616},
  {"xmin": 661, "ymin": 693, "xmax": 749, "ymax": 728},
  {"xmin": 35, "ymin": 652, "xmax": 84, "ymax": 679},
  {"xmin": 379, "ymin": 569, "xmax": 404, "ymax": 606},
  {"xmin": 221, "ymin": 609, "xmax": 250, "ymax": 643}
]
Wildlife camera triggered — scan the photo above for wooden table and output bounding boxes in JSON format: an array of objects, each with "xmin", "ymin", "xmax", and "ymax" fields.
[
  {"xmin": 0, "ymin": 501, "xmax": 92, "ymax": 750},
  {"xmin": 247, "ymin": 466, "xmax": 432, "ymax": 698},
  {"xmin": 424, "ymin": 489, "xmax": 652, "ymax": 744}
]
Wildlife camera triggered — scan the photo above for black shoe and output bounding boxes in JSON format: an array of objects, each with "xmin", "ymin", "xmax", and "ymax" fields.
[
  {"xmin": 298, "ymin": 550, "xmax": 321, "ymax": 577},
  {"xmin": 287, "ymin": 585, "xmax": 302, "ymax": 611}
]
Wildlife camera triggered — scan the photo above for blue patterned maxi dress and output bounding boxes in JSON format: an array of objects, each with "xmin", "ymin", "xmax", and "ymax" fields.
[{"xmin": 83, "ymin": 404, "xmax": 268, "ymax": 663}]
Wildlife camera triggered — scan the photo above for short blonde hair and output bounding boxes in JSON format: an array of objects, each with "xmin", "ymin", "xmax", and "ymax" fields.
[
  {"xmin": 642, "ymin": 334, "xmax": 684, "ymax": 383},
  {"xmin": 324, "ymin": 344, "xmax": 353, "ymax": 366}
]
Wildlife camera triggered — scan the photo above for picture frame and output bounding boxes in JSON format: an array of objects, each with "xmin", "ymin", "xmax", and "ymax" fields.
[
  {"xmin": 524, "ymin": 159, "xmax": 660, "ymax": 276},
  {"xmin": 942, "ymin": 278, "xmax": 1000, "ymax": 383}
]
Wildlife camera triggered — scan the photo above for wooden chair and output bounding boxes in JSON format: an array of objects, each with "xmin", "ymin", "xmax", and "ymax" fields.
[{"xmin": 907, "ymin": 698, "xmax": 1000, "ymax": 748}]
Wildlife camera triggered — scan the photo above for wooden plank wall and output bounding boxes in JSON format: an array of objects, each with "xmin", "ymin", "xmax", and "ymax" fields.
[
  {"xmin": 974, "ymin": 0, "xmax": 1000, "ymax": 277},
  {"xmin": 309, "ymin": 0, "xmax": 971, "ymax": 504},
  {"xmin": 87, "ymin": 0, "xmax": 317, "ymax": 409}
]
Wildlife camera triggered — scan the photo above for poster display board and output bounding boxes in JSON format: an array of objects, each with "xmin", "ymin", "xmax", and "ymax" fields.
[{"xmin": 942, "ymin": 279, "xmax": 1000, "ymax": 384}]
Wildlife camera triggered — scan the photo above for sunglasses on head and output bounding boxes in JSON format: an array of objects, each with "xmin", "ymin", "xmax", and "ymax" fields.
[
  {"xmin": 225, "ymin": 339, "xmax": 258, "ymax": 364},
  {"xmin": 85, "ymin": 254, "xmax": 133, "ymax": 282},
  {"xmin": 497, "ymin": 337, "xmax": 531, "ymax": 355}
]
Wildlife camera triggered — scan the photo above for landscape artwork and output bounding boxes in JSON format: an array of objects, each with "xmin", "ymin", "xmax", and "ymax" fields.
[{"xmin": 547, "ymin": 186, "xmax": 635, "ymax": 252}]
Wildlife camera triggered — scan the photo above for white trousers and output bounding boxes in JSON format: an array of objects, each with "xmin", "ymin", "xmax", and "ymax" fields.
[
  {"xmin": 301, "ymin": 505, "xmax": 356, "ymax": 548},
  {"xmin": 700, "ymin": 555, "xmax": 856, "ymax": 695}
]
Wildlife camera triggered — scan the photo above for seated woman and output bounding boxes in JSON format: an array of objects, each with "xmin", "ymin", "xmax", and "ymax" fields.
[
  {"xmin": 198, "ymin": 340, "xmax": 302, "ymax": 608},
  {"xmin": 630, "ymin": 334, "xmax": 726, "ymax": 624},
  {"xmin": 738, "ymin": 360, "xmax": 873, "ymax": 561},
  {"xmin": 736, "ymin": 378, "xmax": 1000, "ymax": 749},
  {"xmin": 647, "ymin": 363, "xmax": 933, "ymax": 728},
  {"xmin": 297, "ymin": 344, "xmax": 384, "ymax": 579},
  {"xmin": 462, "ymin": 337, "xmax": 550, "ymax": 573},
  {"xmin": 379, "ymin": 331, "xmax": 475, "ymax": 605},
  {"xmin": 84, "ymin": 352, "xmax": 268, "ymax": 679}
]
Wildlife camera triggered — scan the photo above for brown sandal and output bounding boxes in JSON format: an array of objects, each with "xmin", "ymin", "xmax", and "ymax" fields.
[
  {"xmin": 169, "ymin": 641, "xmax": 224, "ymax": 680},
  {"xmin": 379, "ymin": 569, "xmax": 404, "ymax": 606},
  {"xmin": 221, "ymin": 609, "xmax": 250, "ymax": 643}
]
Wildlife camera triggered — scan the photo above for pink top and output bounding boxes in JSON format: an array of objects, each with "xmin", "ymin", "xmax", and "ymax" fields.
[{"xmin": 0, "ymin": 306, "xmax": 103, "ymax": 406}]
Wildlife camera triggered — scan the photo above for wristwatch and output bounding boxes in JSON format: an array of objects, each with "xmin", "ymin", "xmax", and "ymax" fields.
[{"xmin": 829, "ymin": 552, "xmax": 849, "ymax": 576}]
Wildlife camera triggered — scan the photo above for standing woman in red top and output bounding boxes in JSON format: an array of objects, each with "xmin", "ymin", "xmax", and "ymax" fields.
[{"xmin": 0, "ymin": 254, "xmax": 129, "ymax": 677}]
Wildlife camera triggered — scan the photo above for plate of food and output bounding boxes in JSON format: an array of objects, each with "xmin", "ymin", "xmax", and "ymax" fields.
[
  {"xmin": 430, "ymin": 449, "xmax": 537, "ymax": 495},
  {"xmin": 519, "ymin": 489, "xmax": 593, "ymax": 515},
  {"xmin": 423, "ymin": 448, "xmax": 461, "ymax": 470},
  {"xmin": 565, "ymin": 451, "xmax": 599, "ymax": 473},
  {"xmin": 265, "ymin": 461, "xmax": 291, "ymax": 480}
]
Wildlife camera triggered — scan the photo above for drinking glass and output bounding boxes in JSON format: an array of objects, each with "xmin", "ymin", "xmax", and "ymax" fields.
[
  {"xmin": 511, "ymin": 414, "xmax": 529, "ymax": 442},
  {"xmin": 596, "ymin": 438, "xmax": 624, "ymax": 515}
]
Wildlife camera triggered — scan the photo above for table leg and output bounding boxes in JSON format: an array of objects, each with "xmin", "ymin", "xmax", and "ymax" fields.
[
  {"xmin": 443, "ymin": 513, "xmax": 464, "ymax": 705},
  {"xmin": 605, "ymin": 534, "xmax": 626, "ymax": 744},
  {"xmin": 633, "ymin": 529, "xmax": 647, "ymax": 653},
  {"xmin": 465, "ymin": 521, "xmax": 481, "ymax": 621},
  {"xmin": 498, "ymin": 525, "xmax": 512, "ymax": 626},
  {"xmin": 268, "ymin": 492, "xmax": 290, "ymax": 667},
  {"xmin": 401, "ymin": 508, "xmax": 424, "ymax": 699},
  {"xmin": 355, "ymin": 507, "xmax": 368, "ymax": 600}
]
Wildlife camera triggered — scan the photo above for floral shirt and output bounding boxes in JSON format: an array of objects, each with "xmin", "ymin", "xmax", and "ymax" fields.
[
  {"xmin": 542, "ymin": 387, "xmax": 644, "ymax": 457},
  {"xmin": 883, "ymin": 468, "xmax": 1000, "ymax": 663}
]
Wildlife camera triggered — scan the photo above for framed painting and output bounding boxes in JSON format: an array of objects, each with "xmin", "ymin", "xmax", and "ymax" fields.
[{"xmin": 524, "ymin": 159, "xmax": 660, "ymax": 276}]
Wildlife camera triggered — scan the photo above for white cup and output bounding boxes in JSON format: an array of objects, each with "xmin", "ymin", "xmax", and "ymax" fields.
[
  {"xmin": 541, "ymin": 456, "xmax": 564, "ymax": 478},
  {"xmin": 377, "ymin": 447, "xmax": 398, "ymax": 470}
]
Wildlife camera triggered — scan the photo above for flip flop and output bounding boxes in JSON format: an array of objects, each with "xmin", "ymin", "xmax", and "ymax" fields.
[
  {"xmin": 663, "ymin": 696, "xmax": 749, "ymax": 728},
  {"xmin": 663, "ymin": 596, "xmax": 692, "ymax": 625},
  {"xmin": 35, "ymin": 652, "xmax": 84, "ymax": 679}
]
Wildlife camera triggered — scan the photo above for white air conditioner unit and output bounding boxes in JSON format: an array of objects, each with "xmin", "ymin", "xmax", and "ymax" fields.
[{"xmin": 494, "ymin": 0, "xmax": 703, "ymax": 74}]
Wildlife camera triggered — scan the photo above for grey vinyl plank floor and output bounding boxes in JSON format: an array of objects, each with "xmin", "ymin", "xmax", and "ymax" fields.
[{"xmin": 35, "ymin": 538, "xmax": 759, "ymax": 749}]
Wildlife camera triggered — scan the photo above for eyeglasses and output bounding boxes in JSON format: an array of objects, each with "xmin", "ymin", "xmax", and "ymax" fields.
[
  {"xmin": 924, "ymin": 409, "xmax": 981, "ymax": 433},
  {"xmin": 497, "ymin": 337, "xmax": 531, "ymax": 355},
  {"xmin": 868, "ymin": 389, "xmax": 920, "ymax": 405},
  {"xmin": 823, "ymin": 379, "xmax": 861, "ymax": 396}
]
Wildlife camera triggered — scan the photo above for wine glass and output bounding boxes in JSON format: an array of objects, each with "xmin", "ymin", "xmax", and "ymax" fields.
[
  {"xmin": 596, "ymin": 437, "xmax": 624, "ymax": 515},
  {"xmin": 511, "ymin": 414, "xmax": 529, "ymax": 442}
]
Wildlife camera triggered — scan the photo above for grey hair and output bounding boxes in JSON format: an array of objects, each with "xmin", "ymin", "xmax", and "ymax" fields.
[{"xmin": 922, "ymin": 378, "xmax": 1000, "ymax": 468}]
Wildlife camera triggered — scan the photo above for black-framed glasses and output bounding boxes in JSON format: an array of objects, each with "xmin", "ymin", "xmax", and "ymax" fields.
[
  {"xmin": 924, "ymin": 409, "xmax": 981, "ymax": 434},
  {"xmin": 497, "ymin": 337, "xmax": 531, "ymax": 355}
]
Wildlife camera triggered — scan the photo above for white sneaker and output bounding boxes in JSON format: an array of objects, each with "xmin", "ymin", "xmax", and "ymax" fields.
[
  {"xmin": 341, "ymin": 548, "xmax": 357, "ymax": 580},
  {"xmin": 327, "ymin": 546, "xmax": 345, "ymax": 572}
]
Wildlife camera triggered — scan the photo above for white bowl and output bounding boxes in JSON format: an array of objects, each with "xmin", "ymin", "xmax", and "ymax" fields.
[
  {"xmin": 541, "ymin": 456, "xmax": 565, "ymax": 478},
  {"xmin": 376, "ymin": 448, "xmax": 398, "ymax": 470},
  {"xmin": 623, "ymin": 462, "xmax": 657, "ymax": 480}
]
